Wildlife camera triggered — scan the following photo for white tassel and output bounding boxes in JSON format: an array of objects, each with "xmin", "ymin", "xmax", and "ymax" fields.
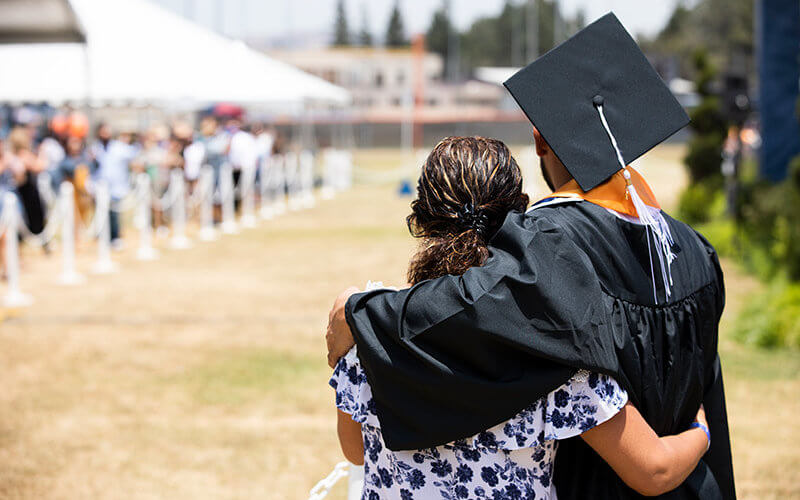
[{"xmin": 596, "ymin": 104, "xmax": 676, "ymax": 303}]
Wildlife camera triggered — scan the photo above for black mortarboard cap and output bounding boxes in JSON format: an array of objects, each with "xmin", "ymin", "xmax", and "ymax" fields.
[{"xmin": 504, "ymin": 13, "xmax": 690, "ymax": 192}]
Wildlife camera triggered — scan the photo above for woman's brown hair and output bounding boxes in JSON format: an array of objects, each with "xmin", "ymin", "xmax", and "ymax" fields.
[{"xmin": 406, "ymin": 136, "xmax": 529, "ymax": 285}]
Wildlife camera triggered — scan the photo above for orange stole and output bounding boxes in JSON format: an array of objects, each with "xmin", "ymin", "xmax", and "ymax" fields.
[{"xmin": 540, "ymin": 167, "xmax": 660, "ymax": 218}]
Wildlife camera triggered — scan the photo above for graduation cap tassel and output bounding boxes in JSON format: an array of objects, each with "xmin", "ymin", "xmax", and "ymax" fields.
[{"xmin": 595, "ymin": 103, "xmax": 676, "ymax": 302}]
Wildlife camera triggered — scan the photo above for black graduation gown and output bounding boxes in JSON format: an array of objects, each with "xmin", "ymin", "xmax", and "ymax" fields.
[{"xmin": 344, "ymin": 201, "xmax": 735, "ymax": 500}]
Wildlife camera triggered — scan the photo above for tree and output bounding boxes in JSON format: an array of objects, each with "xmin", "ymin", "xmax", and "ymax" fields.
[
  {"xmin": 684, "ymin": 48, "xmax": 727, "ymax": 184},
  {"xmin": 332, "ymin": 0, "xmax": 350, "ymax": 47},
  {"xmin": 460, "ymin": 0, "xmax": 566, "ymax": 71},
  {"xmin": 385, "ymin": 0, "xmax": 408, "ymax": 47},
  {"xmin": 426, "ymin": 2, "xmax": 451, "ymax": 59},
  {"xmin": 641, "ymin": 0, "xmax": 754, "ymax": 81},
  {"xmin": 358, "ymin": 4, "xmax": 373, "ymax": 46}
]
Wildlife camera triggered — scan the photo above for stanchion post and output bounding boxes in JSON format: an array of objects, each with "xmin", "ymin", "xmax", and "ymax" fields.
[
  {"xmin": 57, "ymin": 182, "xmax": 85, "ymax": 285},
  {"xmin": 259, "ymin": 156, "xmax": 274, "ymax": 220},
  {"xmin": 286, "ymin": 152, "xmax": 301, "ymax": 211},
  {"xmin": 220, "ymin": 163, "xmax": 238, "ymax": 234},
  {"xmin": 240, "ymin": 162, "xmax": 258, "ymax": 228},
  {"xmin": 2, "ymin": 193, "xmax": 34, "ymax": 307},
  {"xmin": 198, "ymin": 165, "xmax": 217, "ymax": 241},
  {"xmin": 271, "ymin": 155, "xmax": 287, "ymax": 216},
  {"xmin": 136, "ymin": 173, "xmax": 159, "ymax": 260},
  {"xmin": 321, "ymin": 149, "xmax": 335, "ymax": 200},
  {"xmin": 169, "ymin": 170, "xmax": 192, "ymax": 249},
  {"xmin": 92, "ymin": 181, "xmax": 117, "ymax": 274},
  {"xmin": 300, "ymin": 150, "xmax": 316, "ymax": 209},
  {"xmin": 347, "ymin": 464, "xmax": 364, "ymax": 500}
]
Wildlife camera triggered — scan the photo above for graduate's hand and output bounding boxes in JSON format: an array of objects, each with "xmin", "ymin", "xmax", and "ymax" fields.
[{"xmin": 326, "ymin": 287, "xmax": 359, "ymax": 368}]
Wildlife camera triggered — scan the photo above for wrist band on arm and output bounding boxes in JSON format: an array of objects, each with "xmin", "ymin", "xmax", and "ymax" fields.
[{"xmin": 690, "ymin": 422, "xmax": 711, "ymax": 450}]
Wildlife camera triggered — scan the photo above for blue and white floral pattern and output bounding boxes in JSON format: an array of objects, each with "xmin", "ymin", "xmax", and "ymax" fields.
[{"xmin": 331, "ymin": 347, "xmax": 628, "ymax": 500}]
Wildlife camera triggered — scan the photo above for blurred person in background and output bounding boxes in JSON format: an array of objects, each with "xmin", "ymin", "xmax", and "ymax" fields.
[
  {"xmin": 0, "ymin": 137, "xmax": 9, "ymax": 277},
  {"xmin": 227, "ymin": 119, "xmax": 257, "ymax": 211},
  {"xmin": 91, "ymin": 122, "xmax": 113, "ymax": 172},
  {"xmin": 254, "ymin": 123, "xmax": 275, "ymax": 202},
  {"xmin": 56, "ymin": 136, "xmax": 91, "ymax": 242},
  {"xmin": 40, "ymin": 114, "xmax": 67, "ymax": 186},
  {"xmin": 199, "ymin": 116, "xmax": 227, "ymax": 172},
  {"xmin": 56, "ymin": 136, "xmax": 90, "ymax": 187},
  {"xmin": 7, "ymin": 126, "xmax": 47, "ymax": 237},
  {"xmin": 197, "ymin": 116, "xmax": 228, "ymax": 223},
  {"xmin": 93, "ymin": 130, "xmax": 139, "ymax": 249},
  {"xmin": 138, "ymin": 127, "xmax": 169, "ymax": 232},
  {"xmin": 174, "ymin": 121, "xmax": 203, "ymax": 188},
  {"xmin": 253, "ymin": 122, "xmax": 275, "ymax": 165}
]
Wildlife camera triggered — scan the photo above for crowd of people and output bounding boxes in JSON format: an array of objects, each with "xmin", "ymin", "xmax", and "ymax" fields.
[{"xmin": 0, "ymin": 106, "xmax": 286, "ymax": 279}]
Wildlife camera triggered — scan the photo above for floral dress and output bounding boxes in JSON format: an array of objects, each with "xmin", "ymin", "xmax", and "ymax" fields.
[{"xmin": 331, "ymin": 347, "xmax": 628, "ymax": 500}]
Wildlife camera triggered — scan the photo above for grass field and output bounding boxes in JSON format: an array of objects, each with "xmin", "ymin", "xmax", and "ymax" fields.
[{"xmin": 0, "ymin": 144, "xmax": 798, "ymax": 499}]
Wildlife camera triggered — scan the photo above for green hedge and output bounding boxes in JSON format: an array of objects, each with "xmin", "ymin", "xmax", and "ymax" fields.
[{"xmin": 733, "ymin": 280, "xmax": 800, "ymax": 349}]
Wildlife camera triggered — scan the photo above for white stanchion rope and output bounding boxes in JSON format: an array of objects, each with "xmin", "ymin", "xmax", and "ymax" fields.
[
  {"xmin": 15, "ymin": 192, "xmax": 64, "ymax": 248},
  {"xmin": 308, "ymin": 461, "xmax": 351, "ymax": 500},
  {"xmin": 152, "ymin": 176, "xmax": 181, "ymax": 212},
  {"xmin": 37, "ymin": 172, "xmax": 58, "ymax": 208},
  {"xmin": 0, "ymin": 198, "xmax": 12, "ymax": 238}
]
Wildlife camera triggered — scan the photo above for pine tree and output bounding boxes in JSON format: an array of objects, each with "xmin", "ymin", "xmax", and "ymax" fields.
[
  {"xmin": 332, "ymin": 0, "xmax": 350, "ymax": 47},
  {"xmin": 385, "ymin": 0, "xmax": 408, "ymax": 47},
  {"xmin": 426, "ymin": 1, "xmax": 451, "ymax": 59},
  {"xmin": 358, "ymin": 4, "xmax": 373, "ymax": 46}
]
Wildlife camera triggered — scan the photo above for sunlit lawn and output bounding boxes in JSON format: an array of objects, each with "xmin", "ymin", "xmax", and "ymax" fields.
[{"xmin": 0, "ymin": 144, "xmax": 796, "ymax": 499}]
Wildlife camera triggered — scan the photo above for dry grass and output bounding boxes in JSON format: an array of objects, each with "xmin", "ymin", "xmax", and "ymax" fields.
[{"xmin": 0, "ymin": 144, "xmax": 796, "ymax": 499}]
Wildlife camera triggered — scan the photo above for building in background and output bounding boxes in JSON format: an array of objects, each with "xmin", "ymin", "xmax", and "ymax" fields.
[{"xmin": 269, "ymin": 47, "xmax": 506, "ymax": 123}]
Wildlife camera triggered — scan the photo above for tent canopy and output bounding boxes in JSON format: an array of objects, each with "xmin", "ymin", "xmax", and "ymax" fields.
[
  {"xmin": 0, "ymin": 0, "xmax": 84, "ymax": 44},
  {"xmin": 0, "ymin": 0, "xmax": 349, "ymax": 108}
]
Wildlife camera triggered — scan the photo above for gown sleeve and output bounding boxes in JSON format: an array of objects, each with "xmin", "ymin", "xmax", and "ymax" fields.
[{"xmin": 344, "ymin": 211, "xmax": 620, "ymax": 451}]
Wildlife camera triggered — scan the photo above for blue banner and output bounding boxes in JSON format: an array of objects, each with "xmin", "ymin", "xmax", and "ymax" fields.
[{"xmin": 758, "ymin": 0, "xmax": 800, "ymax": 182}]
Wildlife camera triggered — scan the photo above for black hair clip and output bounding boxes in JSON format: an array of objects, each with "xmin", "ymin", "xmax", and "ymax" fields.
[{"xmin": 459, "ymin": 203, "xmax": 490, "ymax": 239}]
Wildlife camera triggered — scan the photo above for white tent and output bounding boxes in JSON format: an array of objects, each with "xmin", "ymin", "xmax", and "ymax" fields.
[
  {"xmin": 0, "ymin": 0, "xmax": 84, "ymax": 44},
  {"xmin": 0, "ymin": 0, "xmax": 350, "ymax": 109}
]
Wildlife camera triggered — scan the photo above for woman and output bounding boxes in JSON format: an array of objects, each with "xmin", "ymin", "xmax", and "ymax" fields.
[
  {"xmin": 7, "ymin": 126, "xmax": 46, "ymax": 235},
  {"xmin": 331, "ymin": 137, "xmax": 711, "ymax": 499}
]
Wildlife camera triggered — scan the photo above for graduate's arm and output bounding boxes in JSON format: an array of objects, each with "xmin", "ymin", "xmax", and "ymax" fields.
[
  {"xmin": 581, "ymin": 403, "xmax": 709, "ymax": 497},
  {"xmin": 328, "ymin": 214, "xmax": 609, "ymax": 371},
  {"xmin": 326, "ymin": 287, "xmax": 359, "ymax": 368},
  {"xmin": 336, "ymin": 409, "xmax": 364, "ymax": 465}
]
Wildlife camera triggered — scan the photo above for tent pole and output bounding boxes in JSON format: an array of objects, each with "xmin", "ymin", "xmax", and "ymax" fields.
[{"xmin": 82, "ymin": 42, "xmax": 94, "ymax": 129}]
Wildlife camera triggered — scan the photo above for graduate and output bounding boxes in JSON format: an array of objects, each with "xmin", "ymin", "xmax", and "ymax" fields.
[{"xmin": 326, "ymin": 13, "xmax": 735, "ymax": 500}]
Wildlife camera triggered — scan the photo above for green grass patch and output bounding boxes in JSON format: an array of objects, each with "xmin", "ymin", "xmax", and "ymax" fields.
[
  {"xmin": 721, "ymin": 341, "xmax": 800, "ymax": 381},
  {"xmin": 176, "ymin": 349, "xmax": 327, "ymax": 408}
]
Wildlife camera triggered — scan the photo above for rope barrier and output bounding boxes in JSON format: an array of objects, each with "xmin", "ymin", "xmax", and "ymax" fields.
[
  {"xmin": 91, "ymin": 181, "xmax": 117, "ymax": 274},
  {"xmin": 168, "ymin": 170, "xmax": 192, "ymax": 250},
  {"xmin": 56, "ymin": 181, "xmax": 85, "ymax": 286},
  {"xmin": 197, "ymin": 166, "xmax": 217, "ymax": 242},
  {"xmin": 15, "ymin": 191, "xmax": 63, "ymax": 248},
  {"xmin": 239, "ymin": 163, "xmax": 258, "ymax": 229},
  {"xmin": 219, "ymin": 163, "xmax": 238, "ymax": 235},
  {"xmin": 135, "ymin": 173, "xmax": 159, "ymax": 261},
  {"xmin": 308, "ymin": 461, "xmax": 364, "ymax": 500},
  {"xmin": 0, "ymin": 150, "xmax": 353, "ymax": 304},
  {"xmin": 2, "ymin": 192, "xmax": 34, "ymax": 307}
]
